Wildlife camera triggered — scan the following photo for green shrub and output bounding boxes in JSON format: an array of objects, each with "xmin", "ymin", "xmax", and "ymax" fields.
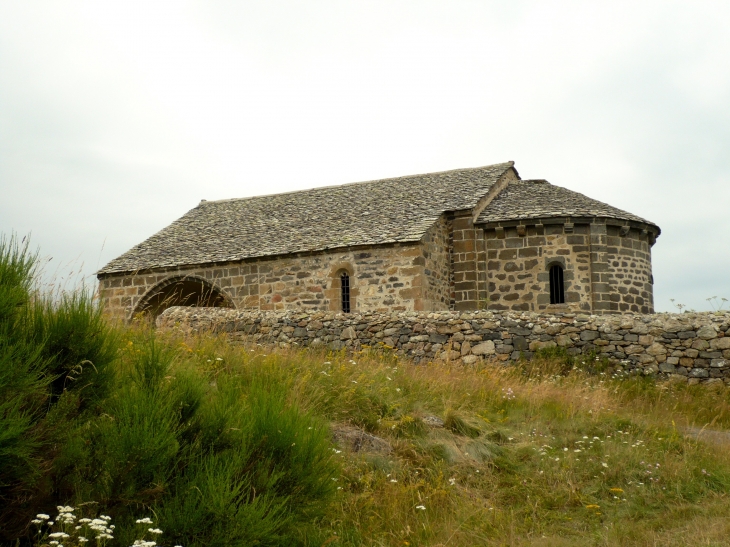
[
  {"xmin": 52, "ymin": 334, "xmax": 339, "ymax": 547},
  {"xmin": 1, "ymin": 235, "xmax": 340, "ymax": 546},
  {"xmin": 0, "ymin": 236, "xmax": 48, "ymax": 505},
  {"xmin": 27, "ymin": 289, "xmax": 118, "ymax": 409}
]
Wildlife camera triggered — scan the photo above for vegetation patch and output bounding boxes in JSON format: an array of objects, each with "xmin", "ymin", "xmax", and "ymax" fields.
[{"xmin": 4, "ymin": 236, "xmax": 730, "ymax": 546}]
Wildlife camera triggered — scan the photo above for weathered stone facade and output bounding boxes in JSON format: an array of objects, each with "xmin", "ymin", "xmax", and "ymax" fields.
[
  {"xmin": 97, "ymin": 162, "xmax": 660, "ymax": 320},
  {"xmin": 99, "ymin": 238, "xmax": 452, "ymax": 322},
  {"xmin": 159, "ymin": 307, "xmax": 730, "ymax": 385},
  {"xmin": 479, "ymin": 220, "xmax": 654, "ymax": 314}
]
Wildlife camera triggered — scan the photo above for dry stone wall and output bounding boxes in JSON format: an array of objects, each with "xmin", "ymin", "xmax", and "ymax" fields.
[{"xmin": 158, "ymin": 308, "xmax": 730, "ymax": 384}]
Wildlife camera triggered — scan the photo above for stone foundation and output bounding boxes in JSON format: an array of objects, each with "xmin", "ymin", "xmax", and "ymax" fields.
[{"xmin": 158, "ymin": 308, "xmax": 730, "ymax": 384}]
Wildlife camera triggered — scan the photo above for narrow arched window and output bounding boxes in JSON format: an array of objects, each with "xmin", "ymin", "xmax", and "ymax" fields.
[
  {"xmin": 340, "ymin": 272, "xmax": 351, "ymax": 313},
  {"xmin": 549, "ymin": 265, "xmax": 565, "ymax": 304}
]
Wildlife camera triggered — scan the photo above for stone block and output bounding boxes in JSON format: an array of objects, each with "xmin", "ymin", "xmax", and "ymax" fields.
[
  {"xmin": 530, "ymin": 340, "xmax": 557, "ymax": 351},
  {"xmin": 711, "ymin": 359, "xmax": 728, "ymax": 368},
  {"xmin": 710, "ymin": 338, "xmax": 730, "ymax": 350},
  {"xmin": 691, "ymin": 339, "xmax": 710, "ymax": 350},
  {"xmin": 461, "ymin": 341, "xmax": 471, "ymax": 356},
  {"xmin": 638, "ymin": 335, "xmax": 654, "ymax": 346},
  {"xmin": 439, "ymin": 350, "xmax": 461, "ymax": 361},
  {"xmin": 697, "ymin": 326, "xmax": 718, "ymax": 340},
  {"xmin": 646, "ymin": 343, "xmax": 667, "ymax": 356},
  {"xmin": 510, "ymin": 336, "xmax": 528, "ymax": 351},
  {"xmin": 471, "ymin": 341, "xmax": 496, "ymax": 355},
  {"xmin": 580, "ymin": 330, "xmax": 599, "ymax": 341},
  {"xmin": 689, "ymin": 368, "xmax": 709, "ymax": 378},
  {"xmin": 639, "ymin": 354, "xmax": 656, "ymax": 364},
  {"xmin": 340, "ymin": 327, "xmax": 356, "ymax": 340}
]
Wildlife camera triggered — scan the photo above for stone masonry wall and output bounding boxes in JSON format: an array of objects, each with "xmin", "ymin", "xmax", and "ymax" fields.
[
  {"xmin": 421, "ymin": 215, "xmax": 451, "ymax": 310},
  {"xmin": 484, "ymin": 222, "xmax": 593, "ymax": 313},
  {"xmin": 158, "ymin": 307, "xmax": 730, "ymax": 385},
  {"xmin": 99, "ymin": 235, "xmax": 455, "ymax": 320},
  {"xmin": 602, "ymin": 225, "xmax": 654, "ymax": 313}
]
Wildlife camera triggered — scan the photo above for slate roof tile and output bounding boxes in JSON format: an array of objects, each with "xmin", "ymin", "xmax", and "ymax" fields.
[
  {"xmin": 99, "ymin": 162, "xmax": 515, "ymax": 274},
  {"xmin": 476, "ymin": 179, "xmax": 659, "ymax": 229}
]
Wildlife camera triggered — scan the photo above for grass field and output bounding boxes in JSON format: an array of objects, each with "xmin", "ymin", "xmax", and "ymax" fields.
[
  {"xmin": 159, "ymin": 330, "xmax": 730, "ymax": 546},
  {"xmin": 5, "ymin": 235, "xmax": 730, "ymax": 546}
]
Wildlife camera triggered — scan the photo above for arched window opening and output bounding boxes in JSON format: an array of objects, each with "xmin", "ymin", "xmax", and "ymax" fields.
[
  {"xmin": 340, "ymin": 272, "xmax": 351, "ymax": 313},
  {"xmin": 549, "ymin": 265, "xmax": 565, "ymax": 305},
  {"xmin": 138, "ymin": 278, "xmax": 232, "ymax": 319}
]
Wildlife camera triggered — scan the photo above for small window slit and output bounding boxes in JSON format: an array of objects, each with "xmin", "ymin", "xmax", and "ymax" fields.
[
  {"xmin": 549, "ymin": 265, "xmax": 565, "ymax": 304},
  {"xmin": 341, "ymin": 272, "xmax": 351, "ymax": 313}
]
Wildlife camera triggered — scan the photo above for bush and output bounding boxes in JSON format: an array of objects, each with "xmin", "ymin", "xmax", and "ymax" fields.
[
  {"xmin": 0, "ymin": 236, "xmax": 340, "ymax": 546},
  {"xmin": 0, "ymin": 236, "xmax": 48, "ymax": 507}
]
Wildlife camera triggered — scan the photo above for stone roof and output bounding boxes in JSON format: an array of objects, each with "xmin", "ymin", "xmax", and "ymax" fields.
[
  {"xmin": 99, "ymin": 162, "xmax": 515, "ymax": 275},
  {"xmin": 476, "ymin": 179, "xmax": 659, "ymax": 230}
]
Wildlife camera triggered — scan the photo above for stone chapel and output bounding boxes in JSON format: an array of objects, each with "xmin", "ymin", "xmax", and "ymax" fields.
[{"xmin": 97, "ymin": 161, "xmax": 660, "ymax": 320}]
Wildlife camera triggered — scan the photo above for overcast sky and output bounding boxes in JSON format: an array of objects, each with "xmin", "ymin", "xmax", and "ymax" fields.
[{"xmin": 1, "ymin": 1, "xmax": 728, "ymax": 312}]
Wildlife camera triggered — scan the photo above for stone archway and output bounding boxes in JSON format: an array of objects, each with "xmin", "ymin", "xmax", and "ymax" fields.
[{"xmin": 133, "ymin": 275, "xmax": 235, "ymax": 320}]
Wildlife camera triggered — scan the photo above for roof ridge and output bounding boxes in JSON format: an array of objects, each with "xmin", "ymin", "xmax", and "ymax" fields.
[{"xmin": 198, "ymin": 161, "xmax": 514, "ymax": 206}]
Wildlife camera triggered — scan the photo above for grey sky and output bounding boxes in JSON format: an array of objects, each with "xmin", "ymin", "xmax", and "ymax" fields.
[{"xmin": 1, "ymin": 1, "xmax": 728, "ymax": 311}]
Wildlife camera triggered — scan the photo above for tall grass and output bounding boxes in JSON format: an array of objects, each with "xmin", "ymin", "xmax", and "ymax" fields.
[
  {"xmin": 5, "ymin": 234, "xmax": 730, "ymax": 546},
  {"xmin": 147, "ymin": 335, "xmax": 730, "ymax": 546},
  {"xmin": 0, "ymin": 236, "xmax": 340, "ymax": 546}
]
